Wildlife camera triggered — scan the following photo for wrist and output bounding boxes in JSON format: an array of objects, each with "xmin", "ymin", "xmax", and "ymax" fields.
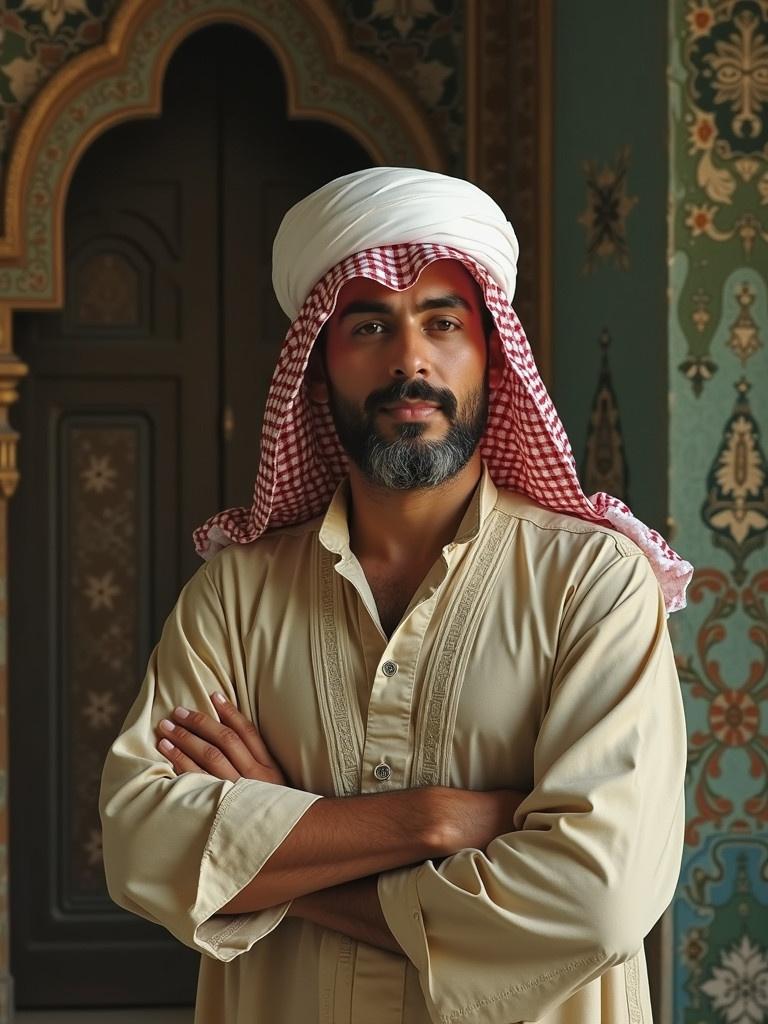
[{"xmin": 415, "ymin": 785, "xmax": 454, "ymax": 858}]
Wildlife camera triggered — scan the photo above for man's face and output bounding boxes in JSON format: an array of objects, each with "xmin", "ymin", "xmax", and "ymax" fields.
[{"xmin": 313, "ymin": 260, "xmax": 502, "ymax": 490}]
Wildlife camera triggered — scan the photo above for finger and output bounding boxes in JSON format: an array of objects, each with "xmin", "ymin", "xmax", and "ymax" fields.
[
  {"xmin": 157, "ymin": 736, "xmax": 208, "ymax": 777},
  {"xmin": 210, "ymin": 693, "xmax": 279, "ymax": 767},
  {"xmin": 158, "ymin": 717, "xmax": 242, "ymax": 782}
]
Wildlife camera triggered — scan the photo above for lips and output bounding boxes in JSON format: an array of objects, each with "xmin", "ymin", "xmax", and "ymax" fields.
[
  {"xmin": 382, "ymin": 402, "xmax": 440, "ymax": 412},
  {"xmin": 381, "ymin": 402, "xmax": 442, "ymax": 421}
]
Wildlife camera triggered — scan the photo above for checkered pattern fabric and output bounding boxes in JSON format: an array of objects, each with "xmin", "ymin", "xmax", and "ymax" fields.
[{"xmin": 194, "ymin": 244, "xmax": 693, "ymax": 612}]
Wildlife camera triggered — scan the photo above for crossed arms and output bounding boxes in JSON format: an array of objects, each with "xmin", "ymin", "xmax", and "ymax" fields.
[
  {"xmin": 99, "ymin": 550, "xmax": 686, "ymax": 1022},
  {"xmin": 155, "ymin": 694, "xmax": 526, "ymax": 953}
]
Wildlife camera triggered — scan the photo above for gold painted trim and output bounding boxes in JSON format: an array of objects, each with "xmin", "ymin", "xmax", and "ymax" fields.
[{"xmin": 0, "ymin": 0, "xmax": 446, "ymax": 308}]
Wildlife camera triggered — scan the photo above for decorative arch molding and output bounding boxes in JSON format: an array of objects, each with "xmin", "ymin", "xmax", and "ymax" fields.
[{"xmin": 0, "ymin": 0, "xmax": 445, "ymax": 314}]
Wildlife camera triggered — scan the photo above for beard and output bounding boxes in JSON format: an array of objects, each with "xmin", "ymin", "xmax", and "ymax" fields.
[{"xmin": 327, "ymin": 375, "xmax": 488, "ymax": 490}]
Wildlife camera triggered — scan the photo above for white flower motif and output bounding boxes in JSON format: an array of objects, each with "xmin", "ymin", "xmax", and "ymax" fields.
[
  {"xmin": 80, "ymin": 454, "xmax": 117, "ymax": 494},
  {"xmin": 410, "ymin": 60, "xmax": 452, "ymax": 107},
  {"xmin": 82, "ymin": 690, "xmax": 119, "ymax": 729},
  {"xmin": 701, "ymin": 935, "xmax": 768, "ymax": 1024},
  {"xmin": 83, "ymin": 827, "xmax": 102, "ymax": 866},
  {"xmin": 83, "ymin": 570, "xmax": 121, "ymax": 611},
  {"xmin": 372, "ymin": 0, "xmax": 436, "ymax": 37},
  {"xmin": 3, "ymin": 57, "xmax": 45, "ymax": 104},
  {"xmin": 19, "ymin": 0, "xmax": 90, "ymax": 36}
]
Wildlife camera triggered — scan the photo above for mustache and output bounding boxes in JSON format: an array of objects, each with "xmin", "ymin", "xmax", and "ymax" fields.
[{"xmin": 363, "ymin": 379, "xmax": 458, "ymax": 419}]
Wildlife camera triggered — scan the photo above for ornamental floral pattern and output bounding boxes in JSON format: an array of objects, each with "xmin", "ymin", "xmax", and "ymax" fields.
[
  {"xmin": 1, "ymin": 0, "xmax": 467, "ymax": 235},
  {"xmin": 678, "ymin": 843, "xmax": 768, "ymax": 1023},
  {"xmin": 701, "ymin": 379, "xmax": 768, "ymax": 580},
  {"xmin": 701, "ymin": 935, "xmax": 768, "ymax": 1023},
  {"xmin": 332, "ymin": 0, "xmax": 464, "ymax": 170},
  {"xmin": 727, "ymin": 283, "xmax": 764, "ymax": 366},
  {"xmin": 67, "ymin": 424, "xmax": 142, "ymax": 896},
  {"xmin": 577, "ymin": 145, "xmax": 638, "ymax": 273},
  {"xmin": 672, "ymin": 1, "xmax": 768, "ymax": 1012},
  {"xmin": 580, "ymin": 329, "xmax": 629, "ymax": 503},
  {"xmin": 0, "ymin": 0, "xmax": 120, "ymax": 233},
  {"xmin": 677, "ymin": 568, "xmax": 768, "ymax": 842},
  {"xmin": 675, "ymin": 0, "xmax": 768, "ymax": 395}
]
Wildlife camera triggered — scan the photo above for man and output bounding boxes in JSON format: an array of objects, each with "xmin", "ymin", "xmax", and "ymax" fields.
[{"xmin": 100, "ymin": 168, "xmax": 692, "ymax": 1024}]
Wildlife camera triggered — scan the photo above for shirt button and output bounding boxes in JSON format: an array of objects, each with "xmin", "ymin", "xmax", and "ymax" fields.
[
  {"xmin": 382, "ymin": 660, "xmax": 398, "ymax": 677},
  {"xmin": 373, "ymin": 763, "xmax": 392, "ymax": 782}
]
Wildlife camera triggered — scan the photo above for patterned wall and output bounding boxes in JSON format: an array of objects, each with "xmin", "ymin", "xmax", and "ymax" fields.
[
  {"xmin": 329, "ymin": 0, "xmax": 464, "ymax": 172},
  {"xmin": 669, "ymin": 1, "xmax": 768, "ymax": 1021},
  {"xmin": 552, "ymin": 3, "xmax": 668, "ymax": 536},
  {"xmin": 0, "ymin": 0, "xmax": 464, "ymax": 234},
  {"xmin": 0, "ymin": 0, "xmax": 122, "ymax": 234}
]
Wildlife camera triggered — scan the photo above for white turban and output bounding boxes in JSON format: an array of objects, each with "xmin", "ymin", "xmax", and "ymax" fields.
[{"xmin": 272, "ymin": 167, "xmax": 520, "ymax": 320}]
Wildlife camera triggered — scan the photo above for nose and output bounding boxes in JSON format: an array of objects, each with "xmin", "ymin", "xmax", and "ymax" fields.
[{"xmin": 388, "ymin": 322, "xmax": 431, "ymax": 379}]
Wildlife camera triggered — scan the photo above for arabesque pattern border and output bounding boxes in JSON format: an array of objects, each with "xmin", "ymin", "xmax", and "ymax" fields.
[
  {"xmin": 669, "ymin": 1, "xmax": 768, "ymax": 1021},
  {"xmin": 0, "ymin": 0, "xmax": 445, "ymax": 307}
]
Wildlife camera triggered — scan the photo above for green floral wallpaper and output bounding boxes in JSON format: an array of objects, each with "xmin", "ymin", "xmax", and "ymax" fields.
[
  {"xmin": 554, "ymin": 2, "xmax": 768, "ymax": 1020},
  {"xmin": 669, "ymin": 1, "xmax": 768, "ymax": 1021}
]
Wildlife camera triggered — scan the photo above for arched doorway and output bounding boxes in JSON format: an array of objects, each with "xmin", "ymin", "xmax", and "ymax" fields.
[{"xmin": 9, "ymin": 22, "xmax": 374, "ymax": 1009}]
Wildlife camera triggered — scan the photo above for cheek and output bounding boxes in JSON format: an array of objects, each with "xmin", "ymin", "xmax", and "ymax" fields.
[
  {"xmin": 448, "ymin": 340, "xmax": 487, "ymax": 383},
  {"xmin": 325, "ymin": 339, "xmax": 380, "ymax": 397}
]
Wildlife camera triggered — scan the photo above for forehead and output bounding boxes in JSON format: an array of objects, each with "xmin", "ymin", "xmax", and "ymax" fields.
[{"xmin": 333, "ymin": 258, "xmax": 480, "ymax": 305}]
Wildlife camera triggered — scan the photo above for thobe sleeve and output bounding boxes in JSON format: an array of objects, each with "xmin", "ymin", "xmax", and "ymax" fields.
[
  {"xmin": 98, "ymin": 562, "xmax": 322, "ymax": 962},
  {"xmin": 377, "ymin": 548, "xmax": 686, "ymax": 1024}
]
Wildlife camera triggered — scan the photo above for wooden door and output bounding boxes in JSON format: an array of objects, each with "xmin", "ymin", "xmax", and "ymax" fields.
[{"xmin": 9, "ymin": 23, "xmax": 371, "ymax": 1008}]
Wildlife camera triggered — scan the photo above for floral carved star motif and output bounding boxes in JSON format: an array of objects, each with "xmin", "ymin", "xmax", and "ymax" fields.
[{"xmin": 578, "ymin": 145, "xmax": 638, "ymax": 272}]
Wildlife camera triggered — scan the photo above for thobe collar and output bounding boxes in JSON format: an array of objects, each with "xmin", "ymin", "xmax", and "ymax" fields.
[{"xmin": 318, "ymin": 461, "xmax": 499, "ymax": 559}]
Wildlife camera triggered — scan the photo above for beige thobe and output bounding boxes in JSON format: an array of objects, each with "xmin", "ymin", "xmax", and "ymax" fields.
[{"xmin": 99, "ymin": 465, "xmax": 686, "ymax": 1024}]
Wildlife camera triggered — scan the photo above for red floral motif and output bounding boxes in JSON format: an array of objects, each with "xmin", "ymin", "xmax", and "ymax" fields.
[
  {"xmin": 698, "ymin": 121, "xmax": 714, "ymax": 143},
  {"xmin": 695, "ymin": 10, "xmax": 713, "ymax": 29},
  {"xmin": 677, "ymin": 568, "xmax": 768, "ymax": 843},
  {"xmin": 708, "ymin": 690, "xmax": 760, "ymax": 746}
]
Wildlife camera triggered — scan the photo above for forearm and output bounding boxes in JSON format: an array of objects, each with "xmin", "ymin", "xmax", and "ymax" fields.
[
  {"xmin": 289, "ymin": 875, "xmax": 403, "ymax": 955},
  {"xmin": 218, "ymin": 788, "xmax": 438, "ymax": 914}
]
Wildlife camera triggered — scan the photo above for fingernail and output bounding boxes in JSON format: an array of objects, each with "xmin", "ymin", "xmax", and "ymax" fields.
[
  {"xmin": 174, "ymin": 707, "xmax": 190, "ymax": 718},
  {"xmin": 158, "ymin": 738, "xmax": 174, "ymax": 752},
  {"xmin": 212, "ymin": 692, "xmax": 226, "ymax": 705},
  {"xmin": 160, "ymin": 718, "xmax": 175, "ymax": 731}
]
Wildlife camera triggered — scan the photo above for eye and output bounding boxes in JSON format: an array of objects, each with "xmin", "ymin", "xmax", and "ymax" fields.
[
  {"xmin": 430, "ymin": 318, "xmax": 459, "ymax": 332},
  {"xmin": 352, "ymin": 321, "xmax": 386, "ymax": 336}
]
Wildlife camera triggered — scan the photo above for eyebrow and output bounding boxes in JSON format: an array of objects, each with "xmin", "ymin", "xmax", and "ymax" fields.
[{"xmin": 337, "ymin": 293, "xmax": 473, "ymax": 320}]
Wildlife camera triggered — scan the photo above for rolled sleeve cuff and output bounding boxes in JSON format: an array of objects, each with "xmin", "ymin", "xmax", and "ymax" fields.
[
  {"xmin": 191, "ymin": 778, "xmax": 322, "ymax": 961},
  {"xmin": 378, "ymin": 865, "xmax": 431, "ymax": 975}
]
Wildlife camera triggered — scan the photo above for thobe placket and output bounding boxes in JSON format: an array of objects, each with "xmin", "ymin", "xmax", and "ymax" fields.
[{"xmin": 323, "ymin": 547, "xmax": 455, "ymax": 1023}]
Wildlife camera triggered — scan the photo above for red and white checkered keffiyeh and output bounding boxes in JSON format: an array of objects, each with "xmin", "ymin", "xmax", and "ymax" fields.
[{"xmin": 194, "ymin": 243, "xmax": 693, "ymax": 613}]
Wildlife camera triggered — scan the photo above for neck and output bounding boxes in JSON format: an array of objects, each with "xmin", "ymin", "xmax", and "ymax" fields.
[{"xmin": 346, "ymin": 452, "xmax": 483, "ymax": 568}]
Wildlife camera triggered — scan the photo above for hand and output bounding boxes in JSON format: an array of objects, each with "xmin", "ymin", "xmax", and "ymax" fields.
[{"xmin": 156, "ymin": 692, "xmax": 288, "ymax": 786}]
